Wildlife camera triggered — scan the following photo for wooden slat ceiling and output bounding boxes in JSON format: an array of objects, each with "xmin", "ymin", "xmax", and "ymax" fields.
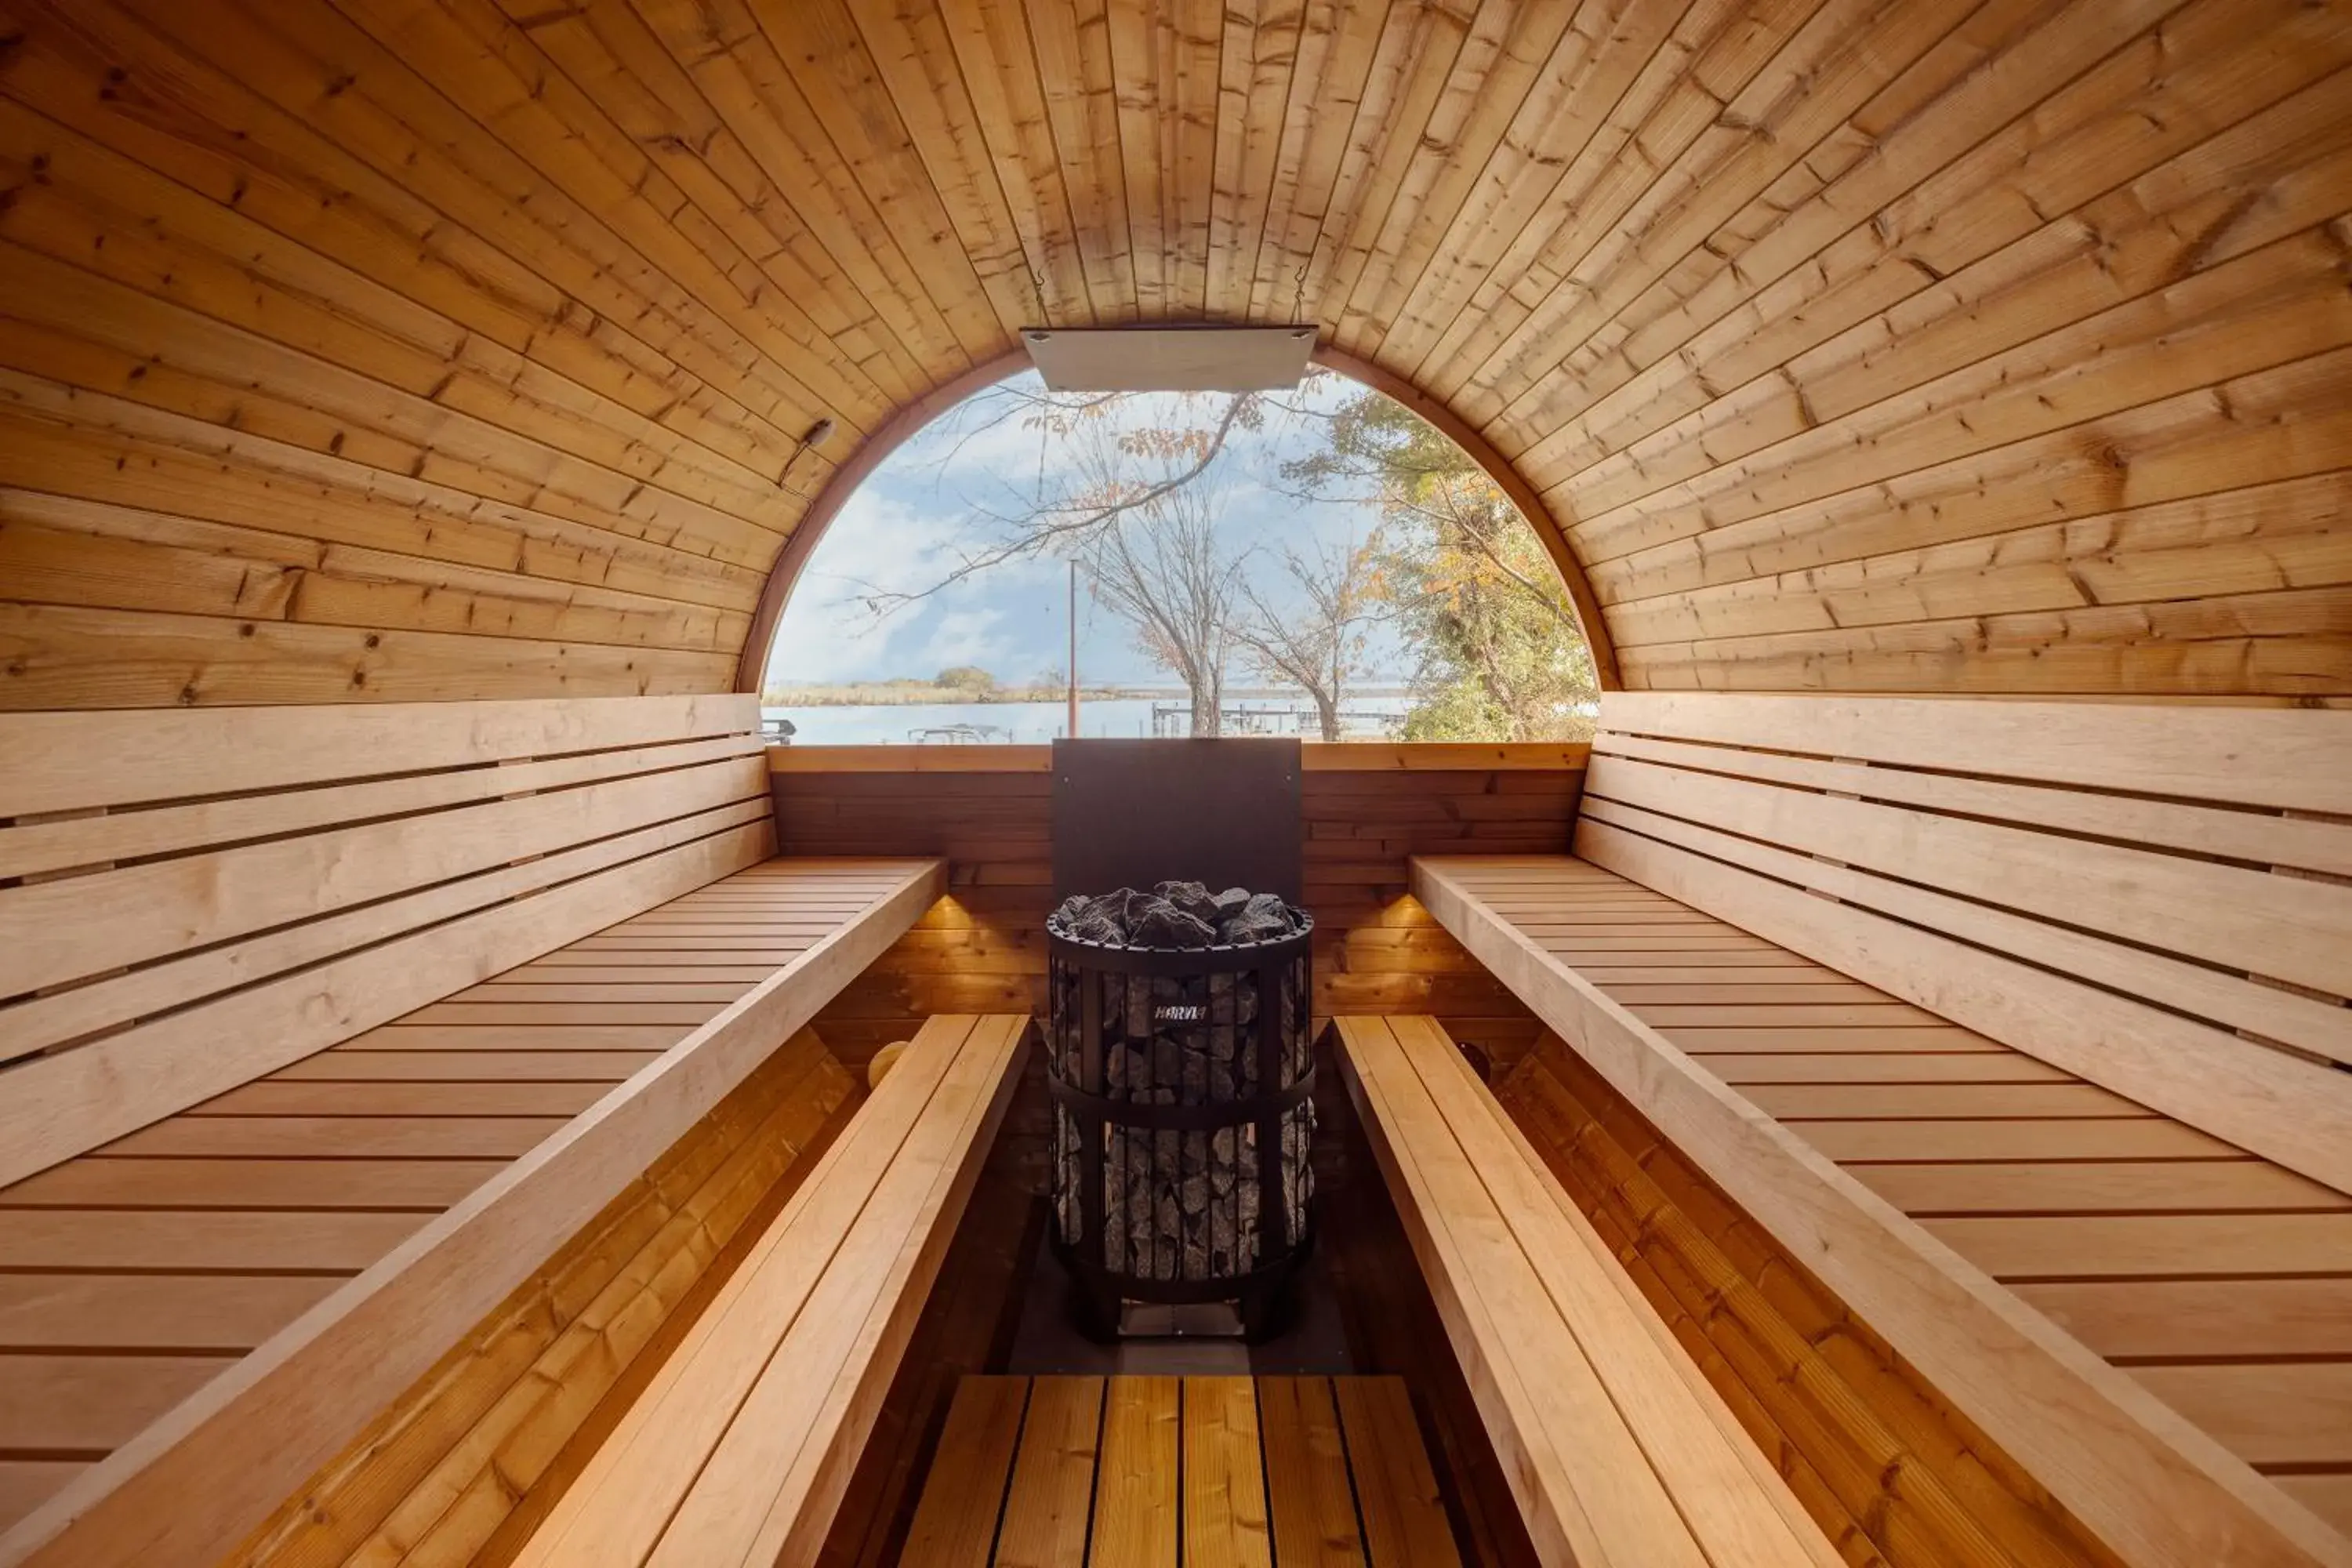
[{"xmin": 0, "ymin": 0, "xmax": 2345, "ymax": 707}]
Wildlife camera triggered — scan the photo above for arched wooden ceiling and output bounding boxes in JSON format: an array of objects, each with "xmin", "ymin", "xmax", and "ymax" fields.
[{"xmin": 0, "ymin": 0, "xmax": 2345, "ymax": 709}]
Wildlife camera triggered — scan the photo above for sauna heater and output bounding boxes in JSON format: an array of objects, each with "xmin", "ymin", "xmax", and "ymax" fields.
[{"xmin": 1046, "ymin": 890, "xmax": 1315, "ymax": 1339}]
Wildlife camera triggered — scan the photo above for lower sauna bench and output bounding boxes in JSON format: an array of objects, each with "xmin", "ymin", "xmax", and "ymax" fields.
[
  {"xmin": 0, "ymin": 857, "xmax": 942, "ymax": 1566},
  {"xmin": 902, "ymin": 1374, "xmax": 1461, "ymax": 1568}
]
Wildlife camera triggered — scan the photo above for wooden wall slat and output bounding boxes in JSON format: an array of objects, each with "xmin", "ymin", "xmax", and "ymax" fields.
[
  {"xmin": 0, "ymin": 693, "xmax": 758, "ymax": 815},
  {"xmin": 0, "ymin": 755, "xmax": 768, "ymax": 997}
]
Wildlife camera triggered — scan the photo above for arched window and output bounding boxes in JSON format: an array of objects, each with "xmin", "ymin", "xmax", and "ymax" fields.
[{"xmin": 758, "ymin": 363, "xmax": 1599, "ymax": 746}]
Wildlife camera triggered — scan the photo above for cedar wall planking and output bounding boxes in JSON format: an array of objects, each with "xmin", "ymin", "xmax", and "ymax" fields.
[
  {"xmin": 768, "ymin": 746, "xmax": 1586, "ymax": 1076},
  {"xmin": 0, "ymin": 0, "xmax": 2345, "ymax": 706}
]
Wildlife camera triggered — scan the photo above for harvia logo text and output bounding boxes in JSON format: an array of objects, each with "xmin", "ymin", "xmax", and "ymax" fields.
[{"xmin": 1153, "ymin": 1004, "xmax": 1207, "ymax": 1023}]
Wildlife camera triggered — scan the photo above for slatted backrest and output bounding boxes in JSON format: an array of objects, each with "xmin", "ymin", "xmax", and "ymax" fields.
[
  {"xmin": 1576, "ymin": 692, "xmax": 2352, "ymax": 1191},
  {"xmin": 0, "ymin": 695, "xmax": 775, "ymax": 1184}
]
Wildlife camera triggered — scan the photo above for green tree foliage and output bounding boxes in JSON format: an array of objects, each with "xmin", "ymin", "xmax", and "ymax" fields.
[
  {"xmin": 935, "ymin": 665, "xmax": 998, "ymax": 694},
  {"xmin": 1285, "ymin": 390, "xmax": 1597, "ymax": 742}
]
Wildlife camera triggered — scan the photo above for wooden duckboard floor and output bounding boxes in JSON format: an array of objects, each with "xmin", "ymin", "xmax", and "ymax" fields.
[
  {"xmin": 1427, "ymin": 857, "xmax": 2352, "ymax": 1537},
  {"xmin": 902, "ymin": 1375, "xmax": 1462, "ymax": 1567},
  {"xmin": 0, "ymin": 859, "xmax": 928, "ymax": 1537}
]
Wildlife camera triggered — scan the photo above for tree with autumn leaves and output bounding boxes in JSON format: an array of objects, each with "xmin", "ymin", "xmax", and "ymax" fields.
[{"xmin": 1282, "ymin": 386, "xmax": 1599, "ymax": 742}]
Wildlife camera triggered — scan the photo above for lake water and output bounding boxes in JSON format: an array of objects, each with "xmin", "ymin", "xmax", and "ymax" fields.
[{"xmin": 761, "ymin": 695, "xmax": 1412, "ymax": 746}]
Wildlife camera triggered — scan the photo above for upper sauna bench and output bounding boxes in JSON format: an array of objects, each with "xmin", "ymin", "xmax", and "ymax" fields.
[
  {"xmin": 0, "ymin": 695, "xmax": 942, "ymax": 1567},
  {"xmin": 1415, "ymin": 691, "xmax": 2352, "ymax": 1568}
]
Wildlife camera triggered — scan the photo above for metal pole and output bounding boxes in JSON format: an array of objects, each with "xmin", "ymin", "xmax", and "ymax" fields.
[{"xmin": 1067, "ymin": 558, "xmax": 1080, "ymax": 740}]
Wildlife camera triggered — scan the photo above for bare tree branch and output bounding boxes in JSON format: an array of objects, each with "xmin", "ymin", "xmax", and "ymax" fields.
[
  {"xmin": 1079, "ymin": 472, "xmax": 1250, "ymax": 735},
  {"xmin": 858, "ymin": 391, "xmax": 1259, "ymax": 615},
  {"xmin": 1232, "ymin": 535, "xmax": 1383, "ymax": 740}
]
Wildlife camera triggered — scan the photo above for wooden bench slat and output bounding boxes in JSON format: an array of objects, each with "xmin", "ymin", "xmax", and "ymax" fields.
[
  {"xmin": 1256, "ymin": 1376, "xmax": 1363, "ymax": 1568},
  {"xmin": 900, "ymin": 1376, "xmax": 1027, "ymax": 1568},
  {"xmin": 1578, "ymin": 814, "xmax": 2352, "ymax": 1179},
  {"xmin": 270, "ymin": 1050, "xmax": 663, "ymax": 1082},
  {"xmin": 0, "ymin": 1208, "xmax": 426, "ymax": 1271},
  {"xmin": 0, "ymin": 1356, "xmax": 231, "ymax": 1454},
  {"xmin": 2016, "ymin": 1279, "xmax": 2352, "ymax": 1360},
  {"xmin": 997, "ymin": 1377, "xmax": 1103, "ymax": 1564},
  {"xmin": 514, "ymin": 1017, "xmax": 967, "ymax": 1563},
  {"xmin": 2132, "ymin": 1363, "xmax": 2352, "ymax": 1468},
  {"xmin": 345, "ymin": 1024, "xmax": 694, "ymax": 1051},
  {"xmin": 0, "ymin": 1467, "xmax": 78, "ymax": 1540},
  {"xmin": 1798, "ymin": 1119, "xmax": 2241, "ymax": 1163},
  {"xmin": 1923, "ymin": 1213, "xmax": 2352, "ymax": 1278},
  {"xmin": 0, "ymin": 1274, "xmax": 342, "ymax": 1352},
  {"xmin": 0, "ymin": 1157, "xmax": 501, "ymax": 1210},
  {"xmin": 194, "ymin": 1080, "xmax": 611, "ymax": 1117},
  {"xmin": 1330, "ymin": 1377, "xmax": 1461, "ymax": 1568},
  {"xmin": 1406, "ymin": 1014, "xmax": 1842, "ymax": 1564},
  {"xmin": 0, "ymin": 810, "xmax": 773, "ymax": 1185},
  {"xmin": 1704, "ymin": 1052, "xmax": 2073, "ymax": 1084},
  {"xmin": 1853, "ymin": 1161, "xmax": 2351, "ymax": 1215},
  {"xmin": 665, "ymin": 1016, "xmax": 1025, "ymax": 1568},
  {"xmin": 2, "ymin": 863, "xmax": 943, "ymax": 1568},
  {"xmin": 1584, "ymin": 786, "xmax": 2352, "ymax": 1064},
  {"xmin": 0, "ymin": 693, "xmax": 782, "ymax": 1189},
  {"xmin": 1183, "ymin": 1377, "xmax": 1272, "ymax": 1568},
  {"xmin": 100, "ymin": 1115, "xmax": 569, "ymax": 1160},
  {"xmin": 1668, "ymin": 1025, "xmax": 2003, "ymax": 1054},
  {"xmin": 1581, "ymin": 693, "xmax": 2352, "ymax": 1144}
]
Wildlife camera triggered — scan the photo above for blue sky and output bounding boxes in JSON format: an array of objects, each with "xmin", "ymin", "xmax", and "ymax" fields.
[{"xmin": 763, "ymin": 370, "xmax": 1412, "ymax": 690}]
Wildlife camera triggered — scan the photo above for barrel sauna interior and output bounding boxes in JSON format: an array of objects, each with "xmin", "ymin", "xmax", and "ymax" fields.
[{"xmin": 1, "ymin": 3, "xmax": 2348, "ymax": 1566}]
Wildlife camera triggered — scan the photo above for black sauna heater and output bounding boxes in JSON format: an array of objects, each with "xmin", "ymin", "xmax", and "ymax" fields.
[
  {"xmin": 1045, "ymin": 739, "xmax": 1313, "ymax": 1340},
  {"xmin": 1047, "ymin": 886, "xmax": 1314, "ymax": 1337}
]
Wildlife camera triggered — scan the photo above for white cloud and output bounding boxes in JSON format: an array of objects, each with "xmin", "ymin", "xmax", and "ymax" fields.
[{"xmin": 915, "ymin": 608, "xmax": 1011, "ymax": 672}]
